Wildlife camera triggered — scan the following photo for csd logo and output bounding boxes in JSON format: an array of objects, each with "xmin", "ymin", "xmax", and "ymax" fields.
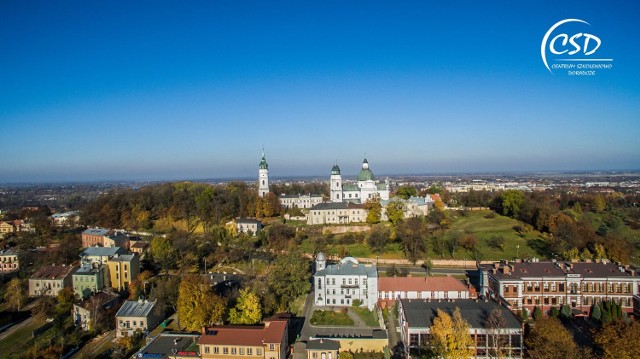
[{"xmin": 541, "ymin": 19, "xmax": 602, "ymax": 73}]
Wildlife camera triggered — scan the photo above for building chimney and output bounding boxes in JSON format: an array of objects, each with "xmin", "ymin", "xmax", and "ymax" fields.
[{"xmin": 201, "ymin": 326, "xmax": 206, "ymax": 335}]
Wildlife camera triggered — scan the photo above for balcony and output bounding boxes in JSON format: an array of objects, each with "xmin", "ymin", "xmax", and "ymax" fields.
[{"xmin": 341, "ymin": 284, "xmax": 359, "ymax": 289}]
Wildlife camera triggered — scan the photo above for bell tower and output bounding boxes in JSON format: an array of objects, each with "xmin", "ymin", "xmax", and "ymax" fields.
[
  {"xmin": 330, "ymin": 162, "xmax": 342, "ymax": 202},
  {"xmin": 258, "ymin": 150, "xmax": 269, "ymax": 198}
]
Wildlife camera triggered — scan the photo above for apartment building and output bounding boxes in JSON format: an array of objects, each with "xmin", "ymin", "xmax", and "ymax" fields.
[
  {"xmin": 479, "ymin": 259, "xmax": 640, "ymax": 315},
  {"xmin": 106, "ymin": 253, "xmax": 140, "ymax": 291},
  {"xmin": 29, "ymin": 264, "xmax": 78, "ymax": 296},
  {"xmin": 377, "ymin": 276, "xmax": 470, "ymax": 307},
  {"xmin": 0, "ymin": 248, "xmax": 19, "ymax": 274},
  {"xmin": 307, "ymin": 202, "xmax": 366, "ymax": 225},
  {"xmin": 314, "ymin": 255, "xmax": 378, "ymax": 310},
  {"xmin": 115, "ymin": 299, "xmax": 164, "ymax": 337}
]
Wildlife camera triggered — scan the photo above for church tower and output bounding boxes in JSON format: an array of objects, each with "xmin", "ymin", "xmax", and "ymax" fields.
[
  {"xmin": 330, "ymin": 163, "xmax": 343, "ymax": 202},
  {"xmin": 258, "ymin": 150, "xmax": 269, "ymax": 198}
]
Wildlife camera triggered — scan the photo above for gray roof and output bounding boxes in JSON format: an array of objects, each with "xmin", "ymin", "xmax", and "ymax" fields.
[
  {"xmin": 83, "ymin": 228, "xmax": 110, "ymax": 236},
  {"xmin": 481, "ymin": 260, "xmax": 635, "ymax": 280},
  {"xmin": 0, "ymin": 248, "xmax": 18, "ymax": 256},
  {"xmin": 82, "ymin": 246, "xmax": 122, "ymax": 257},
  {"xmin": 306, "ymin": 339, "xmax": 340, "ymax": 351},
  {"xmin": 236, "ymin": 218, "xmax": 262, "ymax": 224},
  {"xmin": 315, "ymin": 257, "xmax": 377, "ymax": 278},
  {"xmin": 116, "ymin": 300, "xmax": 158, "ymax": 318},
  {"xmin": 136, "ymin": 332, "xmax": 200, "ymax": 358},
  {"xmin": 400, "ymin": 299, "xmax": 521, "ymax": 330},
  {"xmin": 74, "ymin": 264, "xmax": 104, "ymax": 275},
  {"xmin": 342, "ymin": 183, "xmax": 359, "ymax": 191},
  {"xmin": 109, "ymin": 254, "xmax": 136, "ymax": 262},
  {"xmin": 310, "ymin": 202, "xmax": 364, "ymax": 211}
]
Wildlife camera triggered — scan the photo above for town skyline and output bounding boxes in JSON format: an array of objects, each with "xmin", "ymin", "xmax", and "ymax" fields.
[{"xmin": 1, "ymin": 1, "xmax": 639, "ymax": 183}]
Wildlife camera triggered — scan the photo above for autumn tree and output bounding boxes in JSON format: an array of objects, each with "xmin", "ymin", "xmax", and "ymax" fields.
[
  {"xmin": 261, "ymin": 192, "xmax": 282, "ymax": 218},
  {"xmin": 593, "ymin": 320, "xmax": 640, "ymax": 359},
  {"xmin": 499, "ymin": 190, "xmax": 524, "ymax": 218},
  {"xmin": 364, "ymin": 198, "xmax": 382, "ymax": 224},
  {"xmin": 367, "ymin": 224, "xmax": 390, "ymax": 255},
  {"xmin": 177, "ymin": 275, "xmax": 226, "ymax": 331},
  {"xmin": 228, "ymin": 288, "xmax": 262, "ymax": 325},
  {"xmin": 385, "ymin": 200, "xmax": 405, "ymax": 225},
  {"xmin": 525, "ymin": 316, "xmax": 578, "ymax": 359},
  {"xmin": 395, "ymin": 185, "xmax": 418, "ymax": 199},
  {"xmin": 151, "ymin": 236, "xmax": 175, "ymax": 274},
  {"xmin": 429, "ymin": 307, "xmax": 473, "ymax": 358},
  {"xmin": 396, "ymin": 217, "xmax": 428, "ymax": 264},
  {"xmin": 593, "ymin": 194, "xmax": 606, "ymax": 212},
  {"xmin": 266, "ymin": 251, "xmax": 311, "ymax": 312},
  {"xmin": 4, "ymin": 277, "xmax": 27, "ymax": 311}
]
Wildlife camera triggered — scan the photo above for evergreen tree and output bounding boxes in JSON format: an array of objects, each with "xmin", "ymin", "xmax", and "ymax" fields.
[
  {"xmin": 590, "ymin": 304, "xmax": 602, "ymax": 322},
  {"xmin": 560, "ymin": 304, "xmax": 572, "ymax": 319},
  {"xmin": 532, "ymin": 306, "xmax": 543, "ymax": 321},
  {"xmin": 550, "ymin": 306, "xmax": 560, "ymax": 318}
]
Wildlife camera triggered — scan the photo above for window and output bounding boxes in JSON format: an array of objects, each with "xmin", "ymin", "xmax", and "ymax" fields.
[
  {"xmin": 231, "ymin": 348, "xmax": 237, "ymax": 355},
  {"xmin": 205, "ymin": 346, "xmax": 210, "ymax": 354},
  {"xmin": 214, "ymin": 347, "xmax": 219, "ymax": 354},
  {"xmin": 223, "ymin": 348, "xmax": 229, "ymax": 354},
  {"xmin": 313, "ymin": 353, "xmax": 318, "ymax": 359},
  {"xmin": 257, "ymin": 348, "xmax": 263, "ymax": 356},
  {"xmin": 247, "ymin": 348, "xmax": 252, "ymax": 355},
  {"xmin": 269, "ymin": 344, "xmax": 275, "ymax": 351},
  {"xmin": 240, "ymin": 348, "xmax": 245, "ymax": 355}
]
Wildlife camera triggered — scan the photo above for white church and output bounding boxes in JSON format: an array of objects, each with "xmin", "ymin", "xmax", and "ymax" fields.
[{"xmin": 330, "ymin": 159, "xmax": 390, "ymax": 203}]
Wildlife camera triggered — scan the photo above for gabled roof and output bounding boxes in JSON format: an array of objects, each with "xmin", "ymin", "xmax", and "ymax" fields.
[
  {"xmin": 236, "ymin": 218, "xmax": 262, "ymax": 224},
  {"xmin": 400, "ymin": 299, "xmax": 521, "ymax": 329},
  {"xmin": 31, "ymin": 265, "xmax": 78, "ymax": 280},
  {"xmin": 116, "ymin": 300, "xmax": 158, "ymax": 318},
  {"xmin": 198, "ymin": 320, "xmax": 287, "ymax": 346},
  {"xmin": 378, "ymin": 277, "xmax": 468, "ymax": 293},
  {"xmin": 316, "ymin": 257, "xmax": 377, "ymax": 278},
  {"xmin": 82, "ymin": 246, "xmax": 122, "ymax": 257}
]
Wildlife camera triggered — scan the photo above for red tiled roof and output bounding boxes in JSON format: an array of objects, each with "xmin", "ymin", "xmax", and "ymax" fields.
[
  {"xmin": 198, "ymin": 320, "xmax": 287, "ymax": 346},
  {"xmin": 378, "ymin": 276, "xmax": 468, "ymax": 292}
]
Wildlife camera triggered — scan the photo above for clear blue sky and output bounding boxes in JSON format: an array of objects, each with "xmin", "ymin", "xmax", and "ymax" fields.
[{"xmin": 1, "ymin": 1, "xmax": 639, "ymax": 182}]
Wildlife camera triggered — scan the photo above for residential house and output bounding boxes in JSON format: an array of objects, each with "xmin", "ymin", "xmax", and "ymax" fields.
[
  {"xmin": 478, "ymin": 259, "xmax": 640, "ymax": 316},
  {"xmin": 198, "ymin": 318, "xmax": 289, "ymax": 359},
  {"xmin": 307, "ymin": 202, "xmax": 366, "ymax": 225},
  {"xmin": 51, "ymin": 211, "xmax": 80, "ymax": 227},
  {"xmin": 82, "ymin": 228, "xmax": 110, "ymax": 247},
  {"xmin": 73, "ymin": 290, "xmax": 120, "ymax": 331},
  {"xmin": 130, "ymin": 241, "xmax": 149, "ymax": 255},
  {"xmin": 0, "ymin": 221, "xmax": 15, "ymax": 235},
  {"xmin": 377, "ymin": 276, "xmax": 470, "ymax": 307},
  {"xmin": 233, "ymin": 218, "xmax": 263, "ymax": 236},
  {"xmin": 306, "ymin": 339, "xmax": 340, "ymax": 359},
  {"xmin": 314, "ymin": 255, "xmax": 378, "ymax": 310},
  {"xmin": 29, "ymin": 264, "xmax": 78, "ymax": 296},
  {"xmin": 0, "ymin": 248, "xmax": 19, "ymax": 275},
  {"xmin": 279, "ymin": 194, "xmax": 323, "ymax": 210},
  {"xmin": 399, "ymin": 298, "xmax": 523, "ymax": 358},
  {"xmin": 115, "ymin": 299, "xmax": 164, "ymax": 337},
  {"xmin": 135, "ymin": 332, "xmax": 201, "ymax": 359},
  {"xmin": 72, "ymin": 263, "xmax": 108, "ymax": 298},
  {"xmin": 106, "ymin": 253, "xmax": 140, "ymax": 291}
]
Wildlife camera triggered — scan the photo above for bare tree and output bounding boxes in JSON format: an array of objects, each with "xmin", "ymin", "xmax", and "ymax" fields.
[{"xmin": 487, "ymin": 308, "xmax": 508, "ymax": 358}]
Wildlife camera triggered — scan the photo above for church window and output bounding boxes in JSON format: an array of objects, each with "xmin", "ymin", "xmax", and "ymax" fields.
[{"xmin": 262, "ymin": 180, "xmax": 265, "ymax": 185}]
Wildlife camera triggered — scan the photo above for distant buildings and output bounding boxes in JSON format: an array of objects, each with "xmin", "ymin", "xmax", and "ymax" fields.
[
  {"xmin": 330, "ymin": 159, "xmax": 390, "ymax": 203},
  {"xmin": 51, "ymin": 211, "xmax": 80, "ymax": 226},
  {"xmin": 198, "ymin": 318, "xmax": 289, "ymax": 359},
  {"xmin": 314, "ymin": 255, "xmax": 378, "ymax": 310},
  {"xmin": 398, "ymin": 298, "xmax": 524, "ymax": 358},
  {"xmin": 479, "ymin": 259, "xmax": 640, "ymax": 316},
  {"xmin": 279, "ymin": 194, "xmax": 323, "ymax": 210},
  {"xmin": 228, "ymin": 218, "xmax": 263, "ymax": 236},
  {"xmin": 29, "ymin": 264, "xmax": 78, "ymax": 296},
  {"xmin": 307, "ymin": 202, "xmax": 366, "ymax": 225},
  {"xmin": 115, "ymin": 299, "xmax": 164, "ymax": 337},
  {"xmin": 81, "ymin": 228, "xmax": 129, "ymax": 248},
  {"xmin": 380, "ymin": 195, "xmax": 434, "ymax": 220}
]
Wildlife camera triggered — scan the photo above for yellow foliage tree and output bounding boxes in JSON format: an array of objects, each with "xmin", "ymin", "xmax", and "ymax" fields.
[
  {"xmin": 229, "ymin": 288, "xmax": 262, "ymax": 325},
  {"xmin": 177, "ymin": 275, "xmax": 226, "ymax": 331},
  {"xmin": 429, "ymin": 307, "xmax": 473, "ymax": 359}
]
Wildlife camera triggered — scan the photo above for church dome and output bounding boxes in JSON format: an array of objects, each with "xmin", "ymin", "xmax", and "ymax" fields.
[
  {"xmin": 357, "ymin": 159, "xmax": 375, "ymax": 181},
  {"xmin": 259, "ymin": 152, "xmax": 268, "ymax": 170},
  {"xmin": 331, "ymin": 164, "xmax": 341, "ymax": 175}
]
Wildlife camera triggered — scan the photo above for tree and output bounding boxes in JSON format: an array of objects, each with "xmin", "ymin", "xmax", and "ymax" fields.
[
  {"xmin": 266, "ymin": 251, "xmax": 311, "ymax": 312},
  {"xmin": 429, "ymin": 307, "xmax": 473, "ymax": 359},
  {"xmin": 151, "ymin": 236, "xmax": 175, "ymax": 274},
  {"xmin": 396, "ymin": 217, "xmax": 428, "ymax": 264},
  {"xmin": 395, "ymin": 185, "xmax": 418, "ymax": 199},
  {"xmin": 367, "ymin": 225, "xmax": 389, "ymax": 255},
  {"xmin": 4, "ymin": 277, "xmax": 27, "ymax": 311},
  {"xmin": 532, "ymin": 306, "xmax": 543, "ymax": 320},
  {"xmin": 499, "ymin": 190, "xmax": 524, "ymax": 218},
  {"xmin": 487, "ymin": 235, "xmax": 506, "ymax": 251},
  {"xmin": 525, "ymin": 316, "xmax": 579, "ymax": 359},
  {"xmin": 229, "ymin": 288, "xmax": 262, "ymax": 325},
  {"xmin": 57, "ymin": 287, "xmax": 77, "ymax": 312},
  {"xmin": 593, "ymin": 194, "xmax": 606, "ymax": 213},
  {"xmin": 593, "ymin": 320, "xmax": 640, "ymax": 358},
  {"xmin": 177, "ymin": 275, "xmax": 226, "ymax": 331},
  {"xmin": 446, "ymin": 232, "xmax": 462, "ymax": 259},
  {"xmin": 590, "ymin": 304, "xmax": 602, "ymax": 322},
  {"xmin": 266, "ymin": 223, "xmax": 296, "ymax": 250},
  {"xmin": 461, "ymin": 234, "xmax": 478, "ymax": 253},
  {"xmin": 364, "ymin": 198, "xmax": 382, "ymax": 224},
  {"xmin": 593, "ymin": 243, "xmax": 606, "ymax": 260},
  {"xmin": 262, "ymin": 192, "xmax": 282, "ymax": 217},
  {"xmin": 487, "ymin": 309, "xmax": 508, "ymax": 358},
  {"xmin": 385, "ymin": 200, "xmax": 405, "ymax": 225}
]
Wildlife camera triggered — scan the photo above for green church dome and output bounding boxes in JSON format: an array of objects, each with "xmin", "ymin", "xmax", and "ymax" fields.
[
  {"xmin": 357, "ymin": 159, "xmax": 375, "ymax": 181},
  {"xmin": 331, "ymin": 164, "xmax": 341, "ymax": 175},
  {"xmin": 259, "ymin": 152, "xmax": 268, "ymax": 170}
]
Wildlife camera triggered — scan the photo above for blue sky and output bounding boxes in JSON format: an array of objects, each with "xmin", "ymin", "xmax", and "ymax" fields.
[{"xmin": 1, "ymin": 1, "xmax": 638, "ymax": 182}]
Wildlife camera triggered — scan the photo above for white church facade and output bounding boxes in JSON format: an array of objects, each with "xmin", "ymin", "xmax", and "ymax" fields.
[{"xmin": 330, "ymin": 159, "xmax": 390, "ymax": 203}]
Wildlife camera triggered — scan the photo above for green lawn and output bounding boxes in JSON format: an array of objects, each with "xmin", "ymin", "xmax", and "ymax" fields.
[
  {"xmin": 350, "ymin": 307, "xmax": 378, "ymax": 327},
  {"xmin": 310, "ymin": 310, "xmax": 354, "ymax": 326},
  {"xmin": 0, "ymin": 318, "xmax": 44, "ymax": 358}
]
